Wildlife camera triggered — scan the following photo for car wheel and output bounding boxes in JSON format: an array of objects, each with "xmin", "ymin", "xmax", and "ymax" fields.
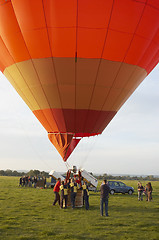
[
  {"xmin": 128, "ymin": 190, "xmax": 133, "ymax": 195},
  {"xmin": 110, "ymin": 189, "xmax": 115, "ymax": 195}
]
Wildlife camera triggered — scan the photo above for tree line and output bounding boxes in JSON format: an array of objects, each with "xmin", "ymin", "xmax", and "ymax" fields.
[
  {"xmin": 0, "ymin": 169, "xmax": 158, "ymax": 181},
  {"xmin": 94, "ymin": 173, "xmax": 159, "ymax": 181},
  {"xmin": 0, "ymin": 169, "xmax": 49, "ymax": 177}
]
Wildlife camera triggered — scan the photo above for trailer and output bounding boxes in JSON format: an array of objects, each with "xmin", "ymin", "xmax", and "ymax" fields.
[
  {"xmin": 80, "ymin": 169, "xmax": 98, "ymax": 191},
  {"xmin": 49, "ymin": 170, "xmax": 65, "ymax": 181},
  {"xmin": 47, "ymin": 170, "xmax": 65, "ymax": 188}
]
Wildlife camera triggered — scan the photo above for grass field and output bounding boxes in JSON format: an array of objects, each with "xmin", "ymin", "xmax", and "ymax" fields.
[{"xmin": 0, "ymin": 176, "xmax": 159, "ymax": 240}]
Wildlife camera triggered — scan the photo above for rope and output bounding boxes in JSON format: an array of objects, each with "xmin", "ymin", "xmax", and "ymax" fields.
[
  {"xmin": 79, "ymin": 136, "xmax": 98, "ymax": 169},
  {"xmin": 65, "ymin": 161, "xmax": 70, "ymax": 170}
]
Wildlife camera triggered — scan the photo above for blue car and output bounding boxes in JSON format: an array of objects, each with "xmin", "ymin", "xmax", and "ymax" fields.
[{"xmin": 108, "ymin": 181, "xmax": 134, "ymax": 195}]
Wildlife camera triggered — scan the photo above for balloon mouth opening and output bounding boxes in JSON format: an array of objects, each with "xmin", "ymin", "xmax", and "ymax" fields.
[
  {"xmin": 48, "ymin": 132, "xmax": 101, "ymax": 161},
  {"xmin": 48, "ymin": 132, "xmax": 82, "ymax": 162}
]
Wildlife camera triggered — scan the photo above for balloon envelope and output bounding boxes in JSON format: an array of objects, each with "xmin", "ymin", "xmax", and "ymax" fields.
[{"xmin": 0, "ymin": 0, "xmax": 158, "ymax": 160}]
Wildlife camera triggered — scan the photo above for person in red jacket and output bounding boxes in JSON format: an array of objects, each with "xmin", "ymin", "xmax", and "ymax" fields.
[{"xmin": 53, "ymin": 178, "xmax": 61, "ymax": 206}]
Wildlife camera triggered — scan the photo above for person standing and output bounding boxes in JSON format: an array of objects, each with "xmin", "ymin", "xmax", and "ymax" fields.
[
  {"xmin": 44, "ymin": 177, "xmax": 46, "ymax": 189},
  {"xmin": 147, "ymin": 182, "xmax": 153, "ymax": 201},
  {"xmin": 22, "ymin": 176, "xmax": 26, "ymax": 187},
  {"xmin": 25, "ymin": 176, "xmax": 28, "ymax": 187},
  {"xmin": 100, "ymin": 179, "xmax": 110, "ymax": 217},
  {"xmin": 60, "ymin": 180, "xmax": 68, "ymax": 209},
  {"xmin": 70, "ymin": 178, "xmax": 78, "ymax": 209},
  {"xmin": 137, "ymin": 182, "xmax": 144, "ymax": 201},
  {"xmin": 53, "ymin": 178, "xmax": 61, "ymax": 206},
  {"xmin": 19, "ymin": 176, "xmax": 22, "ymax": 187},
  {"xmin": 82, "ymin": 181, "xmax": 89, "ymax": 210},
  {"xmin": 33, "ymin": 176, "xmax": 37, "ymax": 188}
]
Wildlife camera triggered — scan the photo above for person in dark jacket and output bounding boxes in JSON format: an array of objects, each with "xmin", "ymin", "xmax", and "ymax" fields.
[
  {"xmin": 33, "ymin": 176, "xmax": 37, "ymax": 188},
  {"xmin": 60, "ymin": 180, "xmax": 68, "ymax": 209},
  {"xmin": 70, "ymin": 178, "xmax": 78, "ymax": 209},
  {"xmin": 82, "ymin": 181, "xmax": 89, "ymax": 210},
  {"xmin": 147, "ymin": 182, "xmax": 153, "ymax": 201},
  {"xmin": 22, "ymin": 176, "xmax": 26, "ymax": 187},
  {"xmin": 100, "ymin": 179, "xmax": 110, "ymax": 217},
  {"xmin": 19, "ymin": 177, "xmax": 23, "ymax": 187}
]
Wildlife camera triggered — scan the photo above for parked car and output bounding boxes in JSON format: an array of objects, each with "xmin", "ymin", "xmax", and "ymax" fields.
[
  {"xmin": 107, "ymin": 181, "xmax": 134, "ymax": 195},
  {"xmin": 46, "ymin": 177, "xmax": 56, "ymax": 188},
  {"xmin": 88, "ymin": 184, "xmax": 97, "ymax": 192}
]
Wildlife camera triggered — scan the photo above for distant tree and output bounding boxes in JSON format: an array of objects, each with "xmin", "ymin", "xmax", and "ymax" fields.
[
  {"xmin": 103, "ymin": 173, "xmax": 108, "ymax": 179},
  {"xmin": 12, "ymin": 170, "xmax": 20, "ymax": 176},
  {"xmin": 33, "ymin": 170, "xmax": 40, "ymax": 176},
  {"xmin": 27, "ymin": 170, "xmax": 35, "ymax": 177},
  {"xmin": 0, "ymin": 170, "xmax": 5, "ymax": 176},
  {"xmin": 5, "ymin": 169, "xmax": 13, "ymax": 176},
  {"xmin": 40, "ymin": 171, "xmax": 49, "ymax": 177},
  {"xmin": 147, "ymin": 175, "xmax": 154, "ymax": 180}
]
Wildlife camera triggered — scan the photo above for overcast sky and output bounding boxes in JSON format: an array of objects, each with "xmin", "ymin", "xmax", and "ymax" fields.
[{"xmin": 0, "ymin": 64, "xmax": 159, "ymax": 176}]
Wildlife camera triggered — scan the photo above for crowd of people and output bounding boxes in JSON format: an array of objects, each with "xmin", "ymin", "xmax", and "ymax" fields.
[
  {"xmin": 137, "ymin": 181, "xmax": 153, "ymax": 201},
  {"xmin": 53, "ymin": 177, "xmax": 153, "ymax": 216},
  {"xmin": 19, "ymin": 174, "xmax": 153, "ymax": 216},
  {"xmin": 19, "ymin": 176, "xmax": 46, "ymax": 188},
  {"xmin": 53, "ymin": 174, "xmax": 90, "ymax": 210}
]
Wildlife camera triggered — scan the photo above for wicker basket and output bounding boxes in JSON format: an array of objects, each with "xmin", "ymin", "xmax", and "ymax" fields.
[{"xmin": 64, "ymin": 189, "xmax": 83, "ymax": 208}]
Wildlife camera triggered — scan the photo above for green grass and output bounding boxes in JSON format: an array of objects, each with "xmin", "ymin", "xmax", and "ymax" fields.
[{"xmin": 0, "ymin": 177, "xmax": 159, "ymax": 240}]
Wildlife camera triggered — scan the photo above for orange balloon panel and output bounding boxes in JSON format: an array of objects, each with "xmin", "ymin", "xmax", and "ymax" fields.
[
  {"xmin": 0, "ymin": 1, "xmax": 158, "ymax": 70},
  {"xmin": 0, "ymin": 0, "xmax": 159, "ymax": 161},
  {"xmin": 48, "ymin": 133, "xmax": 74, "ymax": 161},
  {"xmin": 64, "ymin": 138, "xmax": 81, "ymax": 162}
]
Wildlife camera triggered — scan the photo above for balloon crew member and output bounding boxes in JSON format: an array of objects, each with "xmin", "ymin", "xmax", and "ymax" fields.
[
  {"xmin": 60, "ymin": 180, "xmax": 68, "ymax": 209},
  {"xmin": 70, "ymin": 178, "xmax": 78, "ymax": 209},
  {"xmin": 53, "ymin": 178, "xmax": 61, "ymax": 206},
  {"xmin": 81, "ymin": 177, "xmax": 84, "ymax": 205},
  {"xmin": 77, "ymin": 170, "xmax": 82, "ymax": 188},
  {"xmin": 66, "ymin": 170, "xmax": 71, "ymax": 181},
  {"xmin": 82, "ymin": 181, "xmax": 89, "ymax": 210},
  {"xmin": 67, "ymin": 178, "xmax": 71, "ymax": 187}
]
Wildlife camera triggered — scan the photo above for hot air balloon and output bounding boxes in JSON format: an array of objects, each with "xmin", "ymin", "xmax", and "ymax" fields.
[{"xmin": 0, "ymin": 0, "xmax": 158, "ymax": 161}]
